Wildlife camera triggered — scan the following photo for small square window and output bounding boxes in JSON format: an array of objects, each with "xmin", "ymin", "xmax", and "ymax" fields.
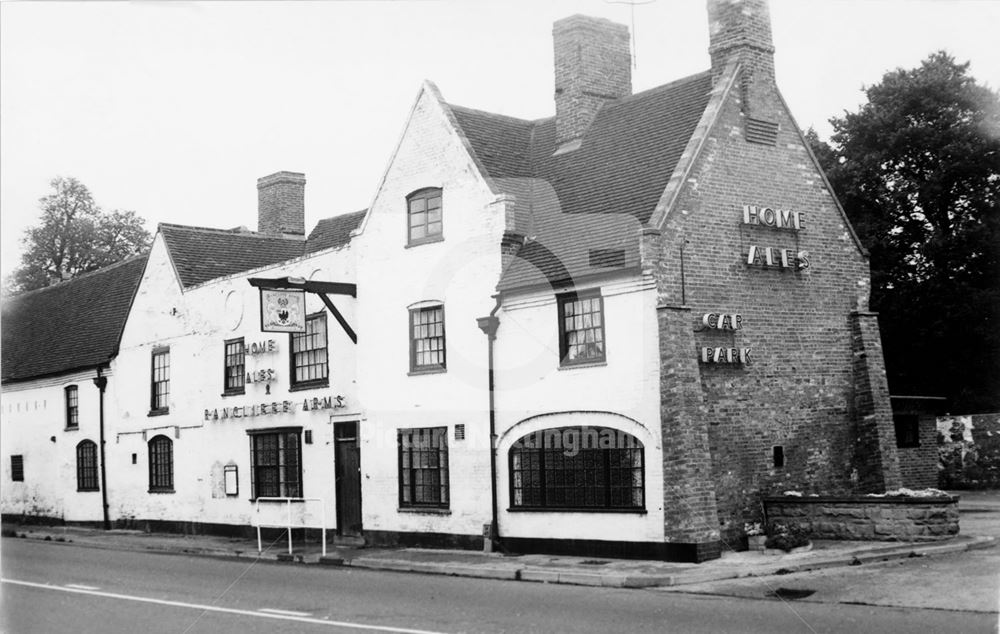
[
  {"xmin": 407, "ymin": 188, "xmax": 443, "ymax": 245},
  {"xmin": 557, "ymin": 291, "xmax": 606, "ymax": 366}
]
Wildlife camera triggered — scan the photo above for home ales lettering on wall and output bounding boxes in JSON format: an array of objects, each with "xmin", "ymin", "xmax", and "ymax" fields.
[{"xmin": 742, "ymin": 204, "xmax": 809, "ymax": 270}]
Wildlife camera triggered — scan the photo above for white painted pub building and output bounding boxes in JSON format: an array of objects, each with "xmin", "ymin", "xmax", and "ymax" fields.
[{"xmin": 2, "ymin": 1, "xmax": 903, "ymax": 562}]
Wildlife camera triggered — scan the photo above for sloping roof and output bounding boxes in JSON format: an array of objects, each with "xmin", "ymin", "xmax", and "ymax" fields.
[
  {"xmin": 1, "ymin": 254, "xmax": 148, "ymax": 383},
  {"xmin": 306, "ymin": 210, "xmax": 367, "ymax": 254},
  {"xmin": 449, "ymin": 71, "xmax": 714, "ymax": 292},
  {"xmin": 161, "ymin": 211, "xmax": 365, "ymax": 289}
]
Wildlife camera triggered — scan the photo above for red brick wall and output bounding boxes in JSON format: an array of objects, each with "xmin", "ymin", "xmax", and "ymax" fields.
[{"xmin": 653, "ymin": 66, "xmax": 897, "ymax": 544}]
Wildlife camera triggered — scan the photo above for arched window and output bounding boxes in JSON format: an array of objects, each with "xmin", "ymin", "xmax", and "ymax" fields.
[
  {"xmin": 148, "ymin": 435, "xmax": 174, "ymax": 492},
  {"xmin": 76, "ymin": 440, "xmax": 98, "ymax": 491},
  {"xmin": 406, "ymin": 188, "xmax": 442, "ymax": 245},
  {"xmin": 509, "ymin": 426, "xmax": 644, "ymax": 510}
]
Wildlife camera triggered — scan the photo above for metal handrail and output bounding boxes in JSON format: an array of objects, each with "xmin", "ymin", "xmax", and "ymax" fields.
[{"xmin": 253, "ymin": 496, "xmax": 326, "ymax": 556}]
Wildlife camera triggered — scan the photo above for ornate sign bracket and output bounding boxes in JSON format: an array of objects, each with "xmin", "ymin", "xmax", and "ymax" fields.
[{"xmin": 248, "ymin": 277, "xmax": 358, "ymax": 344}]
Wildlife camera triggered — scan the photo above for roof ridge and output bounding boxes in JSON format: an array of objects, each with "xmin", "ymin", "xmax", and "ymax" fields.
[
  {"xmin": 159, "ymin": 222, "xmax": 306, "ymax": 240},
  {"xmin": 315, "ymin": 209, "xmax": 368, "ymax": 223},
  {"xmin": 447, "ymin": 103, "xmax": 538, "ymax": 126},
  {"xmin": 609, "ymin": 70, "xmax": 713, "ymax": 107},
  {"xmin": 3, "ymin": 252, "xmax": 150, "ymax": 301}
]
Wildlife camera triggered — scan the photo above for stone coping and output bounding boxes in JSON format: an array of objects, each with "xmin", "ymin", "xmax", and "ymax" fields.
[{"xmin": 763, "ymin": 495, "xmax": 958, "ymax": 505}]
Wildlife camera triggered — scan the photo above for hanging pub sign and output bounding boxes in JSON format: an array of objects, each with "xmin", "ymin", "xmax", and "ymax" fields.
[{"xmin": 259, "ymin": 289, "xmax": 306, "ymax": 333}]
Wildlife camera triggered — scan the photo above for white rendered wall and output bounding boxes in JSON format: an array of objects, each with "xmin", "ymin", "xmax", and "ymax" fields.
[
  {"xmin": 111, "ymin": 232, "xmax": 358, "ymax": 530},
  {"xmin": 354, "ymin": 86, "xmax": 503, "ymax": 538},
  {"xmin": 494, "ymin": 280, "xmax": 666, "ymax": 542}
]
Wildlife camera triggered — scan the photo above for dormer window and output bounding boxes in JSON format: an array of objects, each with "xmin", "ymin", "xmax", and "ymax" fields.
[{"xmin": 407, "ymin": 188, "xmax": 443, "ymax": 245}]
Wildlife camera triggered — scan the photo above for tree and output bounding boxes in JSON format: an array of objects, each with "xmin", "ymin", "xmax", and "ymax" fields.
[
  {"xmin": 5, "ymin": 177, "xmax": 152, "ymax": 293},
  {"xmin": 810, "ymin": 52, "xmax": 1000, "ymax": 413}
]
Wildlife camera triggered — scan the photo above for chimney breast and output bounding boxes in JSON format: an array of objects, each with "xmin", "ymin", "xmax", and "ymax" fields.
[
  {"xmin": 553, "ymin": 15, "xmax": 631, "ymax": 146},
  {"xmin": 707, "ymin": 0, "xmax": 775, "ymax": 84},
  {"xmin": 257, "ymin": 171, "xmax": 306, "ymax": 235}
]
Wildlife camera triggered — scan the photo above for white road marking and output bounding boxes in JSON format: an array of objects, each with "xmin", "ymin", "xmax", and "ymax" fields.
[
  {"xmin": 2, "ymin": 578, "xmax": 448, "ymax": 634},
  {"xmin": 259, "ymin": 608, "xmax": 313, "ymax": 617},
  {"xmin": 65, "ymin": 584, "xmax": 100, "ymax": 590}
]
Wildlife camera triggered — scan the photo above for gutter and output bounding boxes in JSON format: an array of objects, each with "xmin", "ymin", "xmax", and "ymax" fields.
[{"xmin": 476, "ymin": 295, "xmax": 503, "ymax": 551}]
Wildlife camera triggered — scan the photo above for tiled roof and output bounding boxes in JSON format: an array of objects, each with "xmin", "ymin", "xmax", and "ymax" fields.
[
  {"xmin": 1, "ymin": 254, "xmax": 148, "ymax": 383},
  {"xmin": 450, "ymin": 71, "xmax": 713, "ymax": 292},
  {"xmin": 161, "ymin": 211, "xmax": 365, "ymax": 289},
  {"xmin": 306, "ymin": 210, "xmax": 367, "ymax": 254}
]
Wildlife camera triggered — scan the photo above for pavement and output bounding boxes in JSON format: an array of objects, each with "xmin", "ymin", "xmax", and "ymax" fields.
[{"xmin": 3, "ymin": 492, "xmax": 996, "ymax": 590}]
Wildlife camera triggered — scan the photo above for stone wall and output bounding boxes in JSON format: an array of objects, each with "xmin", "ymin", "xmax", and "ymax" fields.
[{"xmin": 764, "ymin": 496, "xmax": 959, "ymax": 541}]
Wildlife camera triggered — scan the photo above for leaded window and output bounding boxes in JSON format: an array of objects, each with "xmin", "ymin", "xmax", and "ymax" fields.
[
  {"xmin": 398, "ymin": 427, "xmax": 449, "ymax": 508},
  {"xmin": 148, "ymin": 435, "xmax": 173, "ymax": 492},
  {"xmin": 509, "ymin": 427, "xmax": 644, "ymax": 510},
  {"xmin": 290, "ymin": 314, "xmax": 328, "ymax": 388},
  {"xmin": 76, "ymin": 440, "xmax": 99, "ymax": 491},
  {"xmin": 65, "ymin": 385, "xmax": 79, "ymax": 428},
  {"xmin": 409, "ymin": 305, "xmax": 446, "ymax": 371},
  {"xmin": 150, "ymin": 347, "xmax": 170, "ymax": 412},
  {"xmin": 407, "ymin": 188, "xmax": 443, "ymax": 245},
  {"xmin": 249, "ymin": 428, "xmax": 302, "ymax": 499},
  {"xmin": 558, "ymin": 291, "xmax": 606, "ymax": 365},
  {"xmin": 224, "ymin": 338, "xmax": 245, "ymax": 394}
]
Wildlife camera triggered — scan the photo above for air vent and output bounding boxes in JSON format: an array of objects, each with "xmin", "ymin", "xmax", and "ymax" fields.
[
  {"xmin": 454, "ymin": 424, "xmax": 466, "ymax": 441},
  {"xmin": 589, "ymin": 249, "xmax": 626, "ymax": 268},
  {"xmin": 746, "ymin": 118, "xmax": 779, "ymax": 145}
]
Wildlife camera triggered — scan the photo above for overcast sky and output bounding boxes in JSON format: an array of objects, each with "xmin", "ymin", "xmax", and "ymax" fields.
[{"xmin": 2, "ymin": 0, "xmax": 998, "ymax": 278}]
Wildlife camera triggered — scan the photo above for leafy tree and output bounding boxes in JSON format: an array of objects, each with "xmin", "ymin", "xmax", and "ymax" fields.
[
  {"xmin": 5, "ymin": 177, "xmax": 152, "ymax": 293},
  {"xmin": 809, "ymin": 52, "xmax": 1000, "ymax": 413}
]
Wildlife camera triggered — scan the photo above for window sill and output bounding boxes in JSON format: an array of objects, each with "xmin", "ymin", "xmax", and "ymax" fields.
[
  {"xmin": 405, "ymin": 235, "xmax": 444, "ymax": 249},
  {"xmin": 288, "ymin": 381, "xmax": 329, "ymax": 393},
  {"xmin": 407, "ymin": 367, "xmax": 447, "ymax": 377},
  {"xmin": 148, "ymin": 489, "xmax": 175, "ymax": 494},
  {"xmin": 148, "ymin": 408, "xmax": 170, "ymax": 417},
  {"xmin": 64, "ymin": 426, "xmax": 79, "ymax": 432},
  {"xmin": 557, "ymin": 360, "xmax": 607, "ymax": 371},
  {"xmin": 221, "ymin": 389, "xmax": 246, "ymax": 398},
  {"xmin": 507, "ymin": 507, "xmax": 646, "ymax": 514},
  {"xmin": 77, "ymin": 488, "xmax": 100, "ymax": 493},
  {"xmin": 398, "ymin": 507, "xmax": 451, "ymax": 515}
]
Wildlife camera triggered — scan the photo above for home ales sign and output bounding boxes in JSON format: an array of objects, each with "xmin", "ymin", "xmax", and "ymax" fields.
[{"xmin": 743, "ymin": 204, "xmax": 809, "ymax": 270}]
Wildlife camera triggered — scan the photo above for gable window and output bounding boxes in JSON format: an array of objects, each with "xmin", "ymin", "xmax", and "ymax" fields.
[
  {"xmin": 150, "ymin": 347, "xmax": 170, "ymax": 414},
  {"xmin": 407, "ymin": 188, "xmax": 443, "ymax": 245},
  {"xmin": 224, "ymin": 338, "xmax": 245, "ymax": 395},
  {"xmin": 409, "ymin": 305, "xmax": 446, "ymax": 372},
  {"xmin": 148, "ymin": 435, "xmax": 174, "ymax": 492},
  {"xmin": 76, "ymin": 440, "xmax": 99, "ymax": 491},
  {"xmin": 10, "ymin": 455, "xmax": 24, "ymax": 482},
  {"xmin": 509, "ymin": 427, "xmax": 644, "ymax": 511},
  {"xmin": 558, "ymin": 291, "xmax": 606, "ymax": 366},
  {"xmin": 290, "ymin": 313, "xmax": 328, "ymax": 389},
  {"xmin": 65, "ymin": 385, "xmax": 79, "ymax": 428},
  {"xmin": 398, "ymin": 427, "xmax": 449, "ymax": 508},
  {"xmin": 894, "ymin": 414, "xmax": 920, "ymax": 448},
  {"xmin": 248, "ymin": 428, "xmax": 302, "ymax": 499}
]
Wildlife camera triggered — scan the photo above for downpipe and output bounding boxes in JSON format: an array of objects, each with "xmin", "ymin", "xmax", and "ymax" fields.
[
  {"xmin": 93, "ymin": 367, "xmax": 111, "ymax": 530},
  {"xmin": 476, "ymin": 296, "xmax": 503, "ymax": 552}
]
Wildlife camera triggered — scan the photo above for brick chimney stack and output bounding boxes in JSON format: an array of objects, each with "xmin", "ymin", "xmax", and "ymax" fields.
[
  {"xmin": 553, "ymin": 15, "xmax": 631, "ymax": 146},
  {"xmin": 707, "ymin": 0, "xmax": 775, "ymax": 85},
  {"xmin": 257, "ymin": 171, "xmax": 306, "ymax": 235}
]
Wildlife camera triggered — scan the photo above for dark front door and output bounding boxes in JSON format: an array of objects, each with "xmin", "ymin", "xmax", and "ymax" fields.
[{"xmin": 334, "ymin": 422, "xmax": 362, "ymax": 536}]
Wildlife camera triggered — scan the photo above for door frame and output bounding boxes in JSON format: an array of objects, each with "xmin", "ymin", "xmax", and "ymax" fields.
[{"xmin": 333, "ymin": 420, "xmax": 363, "ymax": 536}]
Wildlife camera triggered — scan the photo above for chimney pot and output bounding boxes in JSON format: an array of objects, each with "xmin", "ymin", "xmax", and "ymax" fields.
[{"xmin": 257, "ymin": 171, "xmax": 306, "ymax": 235}]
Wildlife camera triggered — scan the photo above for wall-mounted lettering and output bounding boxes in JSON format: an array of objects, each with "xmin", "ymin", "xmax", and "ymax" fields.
[
  {"xmin": 701, "ymin": 347, "xmax": 752, "ymax": 364},
  {"xmin": 246, "ymin": 369, "xmax": 276, "ymax": 384},
  {"xmin": 743, "ymin": 205, "xmax": 804, "ymax": 230},
  {"xmin": 204, "ymin": 394, "xmax": 346, "ymax": 421},
  {"xmin": 702, "ymin": 313, "xmax": 743, "ymax": 330},
  {"xmin": 746, "ymin": 246, "xmax": 810, "ymax": 269},
  {"xmin": 246, "ymin": 339, "xmax": 278, "ymax": 355}
]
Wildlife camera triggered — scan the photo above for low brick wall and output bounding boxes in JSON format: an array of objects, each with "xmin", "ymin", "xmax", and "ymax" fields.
[{"xmin": 763, "ymin": 495, "xmax": 959, "ymax": 541}]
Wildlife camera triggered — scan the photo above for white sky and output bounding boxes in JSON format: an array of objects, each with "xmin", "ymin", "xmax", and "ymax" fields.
[{"xmin": 2, "ymin": 0, "xmax": 998, "ymax": 277}]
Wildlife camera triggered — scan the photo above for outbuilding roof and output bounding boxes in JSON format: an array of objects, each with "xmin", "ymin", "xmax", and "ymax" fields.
[
  {"xmin": 1, "ymin": 253, "xmax": 148, "ymax": 383},
  {"xmin": 449, "ymin": 71, "xmax": 713, "ymax": 292},
  {"xmin": 160, "ymin": 210, "xmax": 365, "ymax": 289}
]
